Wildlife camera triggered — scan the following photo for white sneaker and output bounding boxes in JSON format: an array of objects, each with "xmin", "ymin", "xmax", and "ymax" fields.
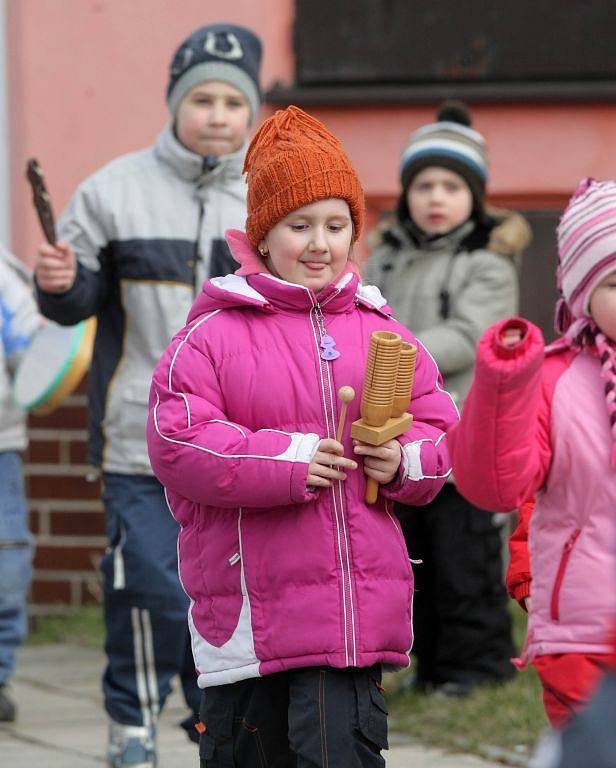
[
  {"xmin": 529, "ymin": 729, "xmax": 563, "ymax": 768},
  {"xmin": 107, "ymin": 721, "xmax": 156, "ymax": 768}
]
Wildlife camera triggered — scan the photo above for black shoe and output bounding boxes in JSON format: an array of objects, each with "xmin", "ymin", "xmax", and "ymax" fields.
[
  {"xmin": 0, "ymin": 686, "xmax": 16, "ymax": 722},
  {"xmin": 432, "ymin": 681, "xmax": 474, "ymax": 699},
  {"xmin": 179, "ymin": 712, "xmax": 201, "ymax": 744},
  {"xmin": 399, "ymin": 673, "xmax": 433, "ymax": 695}
]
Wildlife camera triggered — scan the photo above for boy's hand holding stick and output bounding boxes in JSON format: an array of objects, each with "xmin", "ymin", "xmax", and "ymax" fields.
[{"xmin": 28, "ymin": 158, "xmax": 78, "ymax": 294}]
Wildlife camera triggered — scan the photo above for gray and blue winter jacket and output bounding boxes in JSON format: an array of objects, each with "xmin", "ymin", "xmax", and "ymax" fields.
[{"xmin": 37, "ymin": 125, "xmax": 247, "ymax": 474}]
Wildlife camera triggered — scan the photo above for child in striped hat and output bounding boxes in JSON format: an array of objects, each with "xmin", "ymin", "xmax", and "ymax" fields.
[{"xmin": 448, "ymin": 177, "xmax": 616, "ymax": 727}]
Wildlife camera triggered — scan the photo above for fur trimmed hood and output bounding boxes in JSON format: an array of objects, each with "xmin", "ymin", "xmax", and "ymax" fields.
[{"xmin": 369, "ymin": 207, "xmax": 532, "ymax": 259}]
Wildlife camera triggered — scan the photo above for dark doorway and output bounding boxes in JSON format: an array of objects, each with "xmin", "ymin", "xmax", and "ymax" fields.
[{"xmin": 518, "ymin": 211, "xmax": 560, "ymax": 344}]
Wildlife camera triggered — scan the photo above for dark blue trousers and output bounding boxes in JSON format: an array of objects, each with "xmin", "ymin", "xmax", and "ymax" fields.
[{"xmin": 100, "ymin": 473, "xmax": 200, "ymax": 733}]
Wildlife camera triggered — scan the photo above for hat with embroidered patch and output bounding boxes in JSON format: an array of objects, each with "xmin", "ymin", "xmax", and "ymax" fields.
[
  {"xmin": 167, "ymin": 23, "xmax": 262, "ymax": 122},
  {"xmin": 243, "ymin": 105, "xmax": 364, "ymax": 248}
]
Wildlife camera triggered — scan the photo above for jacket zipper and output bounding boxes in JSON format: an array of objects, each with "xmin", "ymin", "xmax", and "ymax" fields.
[
  {"xmin": 310, "ymin": 296, "xmax": 356, "ymax": 666},
  {"xmin": 550, "ymin": 529, "xmax": 581, "ymax": 622},
  {"xmin": 192, "ymin": 202, "xmax": 205, "ymax": 297}
]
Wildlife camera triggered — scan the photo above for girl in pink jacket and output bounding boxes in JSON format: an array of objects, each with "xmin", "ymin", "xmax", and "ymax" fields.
[
  {"xmin": 448, "ymin": 178, "xmax": 616, "ymax": 727},
  {"xmin": 146, "ymin": 106, "xmax": 458, "ymax": 767}
]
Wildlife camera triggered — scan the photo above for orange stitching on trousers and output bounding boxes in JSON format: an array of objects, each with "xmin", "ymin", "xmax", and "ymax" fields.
[
  {"xmin": 319, "ymin": 670, "xmax": 328, "ymax": 768},
  {"xmin": 239, "ymin": 719, "xmax": 268, "ymax": 767}
]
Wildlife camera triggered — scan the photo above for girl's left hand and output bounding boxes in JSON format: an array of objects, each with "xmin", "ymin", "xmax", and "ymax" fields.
[{"xmin": 353, "ymin": 439, "xmax": 402, "ymax": 485}]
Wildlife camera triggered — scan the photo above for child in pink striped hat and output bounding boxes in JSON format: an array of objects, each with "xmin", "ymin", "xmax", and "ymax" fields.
[{"xmin": 447, "ymin": 178, "xmax": 616, "ymax": 728}]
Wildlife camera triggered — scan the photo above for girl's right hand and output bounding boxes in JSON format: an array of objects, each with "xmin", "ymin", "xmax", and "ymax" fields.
[
  {"xmin": 35, "ymin": 241, "xmax": 78, "ymax": 293},
  {"xmin": 307, "ymin": 438, "xmax": 357, "ymax": 488}
]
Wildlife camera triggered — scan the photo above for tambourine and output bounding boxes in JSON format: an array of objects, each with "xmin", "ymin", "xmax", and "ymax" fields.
[
  {"xmin": 21, "ymin": 157, "xmax": 96, "ymax": 414},
  {"xmin": 12, "ymin": 317, "xmax": 96, "ymax": 414}
]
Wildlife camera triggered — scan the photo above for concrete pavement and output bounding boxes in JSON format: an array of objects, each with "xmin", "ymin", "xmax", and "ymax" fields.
[{"xmin": 0, "ymin": 644, "xmax": 503, "ymax": 767}]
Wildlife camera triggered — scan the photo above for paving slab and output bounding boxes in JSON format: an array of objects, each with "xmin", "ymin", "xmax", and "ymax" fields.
[{"xmin": 0, "ymin": 644, "xmax": 503, "ymax": 767}]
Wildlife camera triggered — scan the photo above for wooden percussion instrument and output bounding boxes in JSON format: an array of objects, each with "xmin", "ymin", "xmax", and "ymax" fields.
[{"xmin": 350, "ymin": 331, "xmax": 418, "ymax": 503}]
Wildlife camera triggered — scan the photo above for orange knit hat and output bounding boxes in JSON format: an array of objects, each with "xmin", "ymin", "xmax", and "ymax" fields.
[{"xmin": 243, "ymin": 105, "xmax": 364, "ymax": 248}]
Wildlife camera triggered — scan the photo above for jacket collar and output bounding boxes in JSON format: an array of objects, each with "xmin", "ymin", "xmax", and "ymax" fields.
[
  {"xmin": 154, "ymin": 123, "xmax": 246, "ymax": 185},
  {"xmin": 396, "ymin": 219, "xmax": 476, "ymax": 254},
  {"xmin": 187, "ymin": 231, "xmax": 392, "ymax": 322}
]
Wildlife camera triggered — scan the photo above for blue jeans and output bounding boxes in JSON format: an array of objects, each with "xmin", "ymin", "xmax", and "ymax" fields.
[
  {"xmin": 0, "ymin": 451, "xmax": 32, "ymax": 686},
  {"xmin": 100, "ymin": 473, "xmax": 200, "ymax": 729}
]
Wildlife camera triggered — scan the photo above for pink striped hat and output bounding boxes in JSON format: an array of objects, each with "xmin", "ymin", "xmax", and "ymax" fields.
[{"xmin": 557, "ymin": 178, "xmax": 616, "ymax": 323}]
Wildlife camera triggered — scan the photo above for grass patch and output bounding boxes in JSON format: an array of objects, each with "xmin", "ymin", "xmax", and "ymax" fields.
[
  {"xmin": 387, "ymin": 604, "xmax": 548, "ymax": 761},
  {"xmin": 27, "ymin": 606, "xmax": 104, "ymax": 647}
]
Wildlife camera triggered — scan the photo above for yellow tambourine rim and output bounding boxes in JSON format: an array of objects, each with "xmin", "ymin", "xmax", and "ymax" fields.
[{"xmin": 17, "ymin": 316, "xmax": 97, "ymax": 415}]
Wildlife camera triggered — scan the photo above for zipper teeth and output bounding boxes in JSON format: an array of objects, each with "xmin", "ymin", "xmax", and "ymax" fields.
[
  {"xmin": 550, "ymin": 529, "xmax": 581, "ymax": 622},
  {"xmin": 193, "ymin": 203, "xmax": 204, "ymax": 296},
  {"xmin": 323, "ymin": 347, "xmax": 357, "ymax": 665},
  {"xmin": 324, "ymin": 345, "xmax": 357, "ymax": 665},
  {"xmin": 309, "ymin": 299, "xmax": 354, "ymax": 665}
]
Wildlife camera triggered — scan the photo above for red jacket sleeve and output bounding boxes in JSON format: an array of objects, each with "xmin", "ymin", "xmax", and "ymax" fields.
[
  {"xmin": 506, "ymin": 499, "xmax": 534, "ymax": 608},
  {"xmin": 447, "ymin": 318, "xmax": 552, "ymax": 512}
]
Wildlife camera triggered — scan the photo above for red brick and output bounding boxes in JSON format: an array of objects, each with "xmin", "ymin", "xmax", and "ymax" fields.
[
  {"xmin": 82, "ymin": 583, "xmax": 103, "ymax": 605},
  {"xmin": 30, "ymin": 579, "xmax": 73, "ymax": 604},
  {"xmin": 69, "ymin": 441, "xmax": 89, "ymax": 464},
  {"xmin": 25, "ymin": 441, "xmax": 61, "ymax": 463},
  {"xmin": 50, "ymin": 511, "xmax": 105, "ymax": 536},
  {"xmin": 29, "ymin": 509, "xmax": 40, "ymax": 534},
  {"xmin": 28, "ymin": 473, "xmax": 101, "ymax": 500},
  {"xmin": 28, "ymin": 405, "xmax": 88, "ymax": 430},
  {"xmin": 34, "ymin": 545, "xmax": 104, "ymax": 570}
]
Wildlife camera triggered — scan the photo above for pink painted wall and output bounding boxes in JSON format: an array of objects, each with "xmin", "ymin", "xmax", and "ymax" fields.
[
  {"xmin": 8, "ymin": 0, "xmax": 294, "ymax": 265},
  {"xmin": 8, "ymin": 1, "xmax": 616, "ymax": 265}
]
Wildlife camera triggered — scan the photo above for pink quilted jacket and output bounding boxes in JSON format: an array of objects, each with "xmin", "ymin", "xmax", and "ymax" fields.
[
  {"xmin": 146, "ymin": 236, "xmax": 459, "ymax": 688},
  {"xmin": 448, "ymin": 318, "xmax": 616, "ymax": 662}
]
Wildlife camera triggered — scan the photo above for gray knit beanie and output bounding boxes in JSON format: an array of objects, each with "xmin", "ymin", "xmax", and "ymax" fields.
[{"xmin": 167, "ymin": 23, "xmax": 262, "ymax": 123}]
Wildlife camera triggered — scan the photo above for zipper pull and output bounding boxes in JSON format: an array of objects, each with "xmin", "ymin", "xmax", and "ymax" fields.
[
  {"xmin": 320, "ymin": 335, "xmax": 340, "ymax": 361},
  {"xmin": 565, "ymin": 530, "xmax": 581, "ymax": 551},
  {"xmin": 314, "ymin": 304, "xmax": 340, "ymax": 361}
]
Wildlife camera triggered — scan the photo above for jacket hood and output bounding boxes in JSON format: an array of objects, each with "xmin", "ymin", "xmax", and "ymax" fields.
[
  {"xmin": 154, "ymin": 123, "xmax": 246, "ymax": 183},
  {"xmin": 371, "ymin": 207, "xmax": 532, "ymax": 259},
  {"xmin": 187, "ymin": 229, "xmax": 391, "ymax": 322}
]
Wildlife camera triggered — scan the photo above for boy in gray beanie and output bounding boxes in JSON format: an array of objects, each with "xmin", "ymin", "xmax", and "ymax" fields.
[{"xmin": 35, "ymin": 22, "xmax": 262, "ymax": 768}]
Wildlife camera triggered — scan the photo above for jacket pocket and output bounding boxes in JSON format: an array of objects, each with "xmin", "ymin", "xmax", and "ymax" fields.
[
  {"xmin": 355, "ymin": 667, "xmax": 389, "ymax": 751},
  {"xmin": 550, "ymin": 529, "xmax": 581, "ymax": 622}
]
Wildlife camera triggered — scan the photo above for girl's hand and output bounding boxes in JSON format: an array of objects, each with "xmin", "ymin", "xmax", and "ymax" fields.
[
  {"xmin": 307, "ymin": 438, "xmax": 357, "ymax": 488},
  {"xmin": 353, "ymin": 439, "xmax": 402, "ymax": 485}
]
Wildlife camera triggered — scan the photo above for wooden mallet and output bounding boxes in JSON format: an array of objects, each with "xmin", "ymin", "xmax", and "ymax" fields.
[{"xmin": 336, "ymin": 386, "xmax": 356, "ymax": 443}]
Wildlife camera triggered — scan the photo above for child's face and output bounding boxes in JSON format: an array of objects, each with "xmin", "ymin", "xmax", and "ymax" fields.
[
  {"xmin": 589, "ymin": 271, "xmax": 616, "ymax": 341},
  {"xmin": 260, "ymin": 199, "xmax": 353, "ymax": 292},
  {"xmin": 406, "ymin": 167, "xmax": 473, "ymax": 236},
  {"xmin": 175, "ymin": 81, "xmax": 251, "ymax": 157}
]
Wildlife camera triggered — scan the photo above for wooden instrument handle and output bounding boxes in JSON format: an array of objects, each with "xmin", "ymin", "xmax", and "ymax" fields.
[{"xmin": 365, "ymin": 477, "xmax": 379, "ymax": 504}]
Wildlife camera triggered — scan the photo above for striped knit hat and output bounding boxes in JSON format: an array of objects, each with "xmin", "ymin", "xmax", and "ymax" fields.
[
  {"xmin": 556, "ymin": 178, "xmax": 616, "ymax": 325},
  {"xmin": 243, "ymin": 106, "xmax": 364, "ymax": 248},
  {"xmin": 557, "ymin": 178, "xmax": 616, "ymax": 469},
  {"xmin": 399, "ymin": 101, "xmax": 489, "ymax": 211}
]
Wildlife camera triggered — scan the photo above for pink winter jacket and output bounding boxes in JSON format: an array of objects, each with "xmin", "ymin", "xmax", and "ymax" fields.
[
  {"xmin": 448, "ymin": 318, "xmax": 616, "ymax": 662},
  {"xmin": 147, "ymin": 250, "xmax": 459, "ymax": 689}
]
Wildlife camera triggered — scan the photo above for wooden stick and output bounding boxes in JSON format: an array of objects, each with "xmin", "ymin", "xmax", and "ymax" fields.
[{"xmin": 336, "ymin": 386, "xmax": 355, "ymax": 443}]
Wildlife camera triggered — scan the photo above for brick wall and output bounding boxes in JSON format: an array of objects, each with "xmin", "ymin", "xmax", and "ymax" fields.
[{"xmin": 24, "ymin": 379, "xmax": 106, "ymax": 615}]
